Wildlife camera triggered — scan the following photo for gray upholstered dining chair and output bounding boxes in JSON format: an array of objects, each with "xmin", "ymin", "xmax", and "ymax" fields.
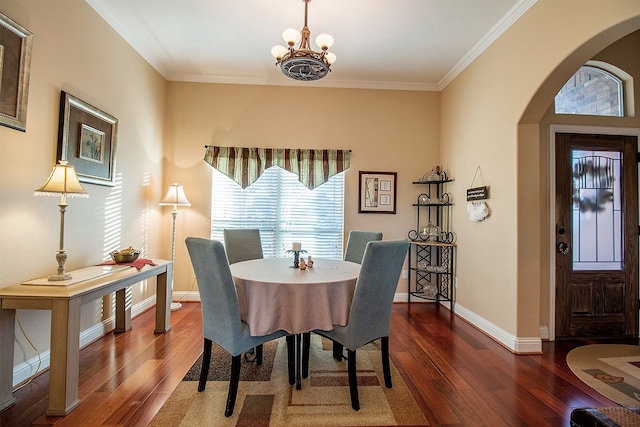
[
  {"xmin": 343, "ymin": 230, "xmax": 383, "ymax": 264},
  {"xmin": 314, "ymin": 239, "xmax": 409, "ymax": 411},
  {"xmin": 185, "ymin": 237, "xmax": 287, "ymax": 417},
  {"xmin": 223, "ymin": 228, "xmax": 264, "ymax": 264},
  {"xmin": 320, "ymin": 230, "xmax": 383, "ymax": 362}
]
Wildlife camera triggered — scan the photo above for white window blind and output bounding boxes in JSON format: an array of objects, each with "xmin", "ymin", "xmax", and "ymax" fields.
[{"xmin": 211, "ymin": 166, "xmax": 345, "ymax": 259}]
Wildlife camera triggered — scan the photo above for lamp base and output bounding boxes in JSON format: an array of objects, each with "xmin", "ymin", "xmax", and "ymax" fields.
[
  {"xmin": 170, "ymin": 302, "xmax": 182, "ymax": 311},
  {"xmin": 50, "ymin": 249, "xmax": 71, "ymax": 281}
]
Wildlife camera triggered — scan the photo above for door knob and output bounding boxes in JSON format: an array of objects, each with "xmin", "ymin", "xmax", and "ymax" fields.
[{"xmin": 557, "ymin": 242, "xmax": 569, "ymax": 254}]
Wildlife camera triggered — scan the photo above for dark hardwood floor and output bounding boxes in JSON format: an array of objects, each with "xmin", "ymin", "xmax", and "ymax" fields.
[{"xmin": 1, "ymin": 302, "xmax": 634, "ymax": 426}]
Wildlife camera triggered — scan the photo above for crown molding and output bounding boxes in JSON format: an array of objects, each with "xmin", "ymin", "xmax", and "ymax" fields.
[
  {"xmin": 439, "ymin": 0, "xmax": 537, "ymax": 90},
  {"xmin": 168, "ymin": 72, "xmax": 441, "ymax": 92},
  {"xmin": 88, "ymin": 0, "xmax": 536, "ymax": 93}
]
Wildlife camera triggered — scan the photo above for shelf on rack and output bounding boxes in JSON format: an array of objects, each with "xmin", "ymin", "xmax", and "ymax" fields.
[
  {"xmin": 410, "ymin": 291, "xmax": 438, "ymax": 300},
  {"xmin": 412, "ymin": 203, "xmax": 453, "ymax": 207},
  {"xmin": 409, "ymin": 240, "xmax": 456, "ymax": 247},
  {"xmin": 413, "ymin": 268, "xmax": 449, "ymax": 274},
  {"xmin": 412, "ymin": 179, "xmax": 454, "ymax": 184},
  {"xmin": 408, "ymin": 177, "xmax": 455, "ymax": 312}
]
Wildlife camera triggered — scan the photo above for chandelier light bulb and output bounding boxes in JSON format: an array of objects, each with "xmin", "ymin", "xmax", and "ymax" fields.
[
  {"xmin": 271, "ymin": 45, "xmax": 289, "ymax": 60},
  {"xmin": 315, "ymin": 33, "xmax": 334, "ymax": 50},
  {"xmin": 282, "ymin": 28, "xmax": 301, "ymax": 46},
  {"xmin": 325, "ymin": 51, "xmax": 336, "ymax": 65}
]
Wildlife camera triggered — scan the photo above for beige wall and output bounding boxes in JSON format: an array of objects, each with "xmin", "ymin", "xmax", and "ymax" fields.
[
  {"xmin": 0, "ymin": 0, "xmax": 166, "ymax": 373},
  {"xmin": 441, "ymin": 0, "xmax": 640, "ymax": 346},
  {"xmin": 4, "ymin": 0, "xmax": 640, "ymax": 385},
  {"xmin": 162, "ymin": 82, "xmax": 441, "ymax": 294}
]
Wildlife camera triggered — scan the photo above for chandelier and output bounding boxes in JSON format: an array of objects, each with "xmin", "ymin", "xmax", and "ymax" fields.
[{"xmin": 271, "ymin": 0, "xmax": 336, "ymax": 81}]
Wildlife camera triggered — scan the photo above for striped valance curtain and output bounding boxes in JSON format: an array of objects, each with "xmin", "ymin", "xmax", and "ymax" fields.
[{"xmin": 204, "ymin": 146, "xmax": 351, "ymax": 190}]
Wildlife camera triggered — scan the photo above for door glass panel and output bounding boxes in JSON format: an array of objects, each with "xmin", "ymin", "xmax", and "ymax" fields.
[{"xmin": 572, "ymin": 150, "xmax": 622, "ymax": 270}]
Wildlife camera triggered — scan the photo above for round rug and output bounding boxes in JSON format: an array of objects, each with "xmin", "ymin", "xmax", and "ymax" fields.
[{"xmin": 567, "ymin": 344, "xmax": 640, "ymax": 408}]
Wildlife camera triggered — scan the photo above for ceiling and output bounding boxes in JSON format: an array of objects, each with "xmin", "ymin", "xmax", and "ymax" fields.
[{"xmin": 87, "ymin": 0, "xmax": 535, "ymax": 91}]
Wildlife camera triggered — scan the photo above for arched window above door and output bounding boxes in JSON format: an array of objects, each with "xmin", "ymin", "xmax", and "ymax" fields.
[{"xmin": 554, "ymin": 62, "xmax": 633, "ymax": 117}]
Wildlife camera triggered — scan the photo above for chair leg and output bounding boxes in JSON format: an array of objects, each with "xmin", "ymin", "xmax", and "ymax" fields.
[
  {"xmin": 225, "ymin": 354, "xmax": 241, "ymax": 417},
  {"xmin": 302, "ymin": 332, "xmax": 310, "ymax": 378},
  {"xmin": 332, "ymin": 342, "xmax": 344, "ymax": 361},
  {"xmin": 347, "ymin": 349, "xmax": 360, "ymax": 411},
  {"xmin": 381, "ymin": 336, "xmax": 392, "ymax": 388},
  {"xmin": 286, "ymin": 335, "xmax": 295, "ymax": 385},
  {"xmin": 256, "ymin": 344, "xmax": 264, "ymax": 365},
  {"xmin": 198, "ymin": 338, "xmax": 212, "ymax": 392}
]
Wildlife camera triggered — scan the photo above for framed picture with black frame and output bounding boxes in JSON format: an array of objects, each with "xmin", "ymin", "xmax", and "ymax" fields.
[
  {"xmin": 358, "ymin": 171, "xmax": 397, "ymax": 214},
  {"xmin": 0, "ymin": 12, "xmax": 33, "ymax": 131},
  {"xmin": 57, "ymin": 91, "xmax": 118, "ymax": 186}
]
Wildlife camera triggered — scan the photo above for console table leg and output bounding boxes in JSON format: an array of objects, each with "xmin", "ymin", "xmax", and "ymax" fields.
[
  {"xmin": 155, "ymin": 267, "xmax": 172, "ymax": 333},
  {"xmin": 114, "ymin": 287, "xmax": 132, "ymax": 333},
  {"xmin": 0, "ymin": 305, "xmax": 16, "ymax": 411},
  {"xmin": 47, "ymin": 298, "xmax": 81, "ymax": 416}
]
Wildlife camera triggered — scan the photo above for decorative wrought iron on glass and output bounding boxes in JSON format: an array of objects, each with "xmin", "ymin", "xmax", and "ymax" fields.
[
  {"xmin": 571, "ymin": 150, "xmax": 622, "ymax": 271},
  {"xmin": 271, "ymin": 0, "xmax": 336, "ymax": 81}
]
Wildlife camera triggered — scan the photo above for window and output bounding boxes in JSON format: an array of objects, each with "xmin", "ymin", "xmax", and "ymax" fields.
[
  {"xmin": 211, "ymin": 166, "xmax": 345, "ymax": 259},
  {"xmin": 554, "ymin": 65, "xmax": 624, "ymax": 117},
  {"xmin": 572, "ymin": 150, "xmax": 622, "ymax": 270}
]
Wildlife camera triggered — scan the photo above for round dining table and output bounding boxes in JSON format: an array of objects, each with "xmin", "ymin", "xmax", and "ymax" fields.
[{"xmin": 230, "ymin": 257, "xmax": 360, "ymax": 389}]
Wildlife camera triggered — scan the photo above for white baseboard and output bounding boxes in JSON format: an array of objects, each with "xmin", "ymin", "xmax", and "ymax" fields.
[
  {"xmin": 539, "ymin": 325, "xmax": 550, "ymax": 340},
  {"xmin": 394, "ymin": 292, "xmax": 542, "ymax": 354},
  {"xmin": 172, "ymin": 290, "xmax": 202, "ymax": 303},
  {"xmin": 12, "ymin": 295, "xmax": 157, "ymax": 388}
]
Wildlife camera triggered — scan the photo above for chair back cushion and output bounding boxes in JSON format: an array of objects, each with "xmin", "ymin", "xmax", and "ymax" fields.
[
  {"xmin": 346, "ymin": 239, "xmax": 408, "ymax": 348},
  {"xmin": 223, "ymin": 229, "xmax": 264, "ymax": 264},
  {"xmin": 185, "ymin": 237, "xmax": 244, "ymax": 352},
  {"xmin": 344, "ymin": 230, "xmax": 383, "ymax": 264}
]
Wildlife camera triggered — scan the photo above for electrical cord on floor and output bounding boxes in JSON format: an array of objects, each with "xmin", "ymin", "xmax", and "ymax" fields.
[
  {"xmin": 175, "ymin": 275, "xmax": 197, "ymax": 305},
  {"xmin": 11, "ymin": 273, "xmax": 196, "ymax": 392},
  {"xmin": 12, "ymin": 312, "xmax": 42, "ymax": 392},
  {"xmin": 11, "ymin": 272, "xmax": 197, "ymax": 393}
]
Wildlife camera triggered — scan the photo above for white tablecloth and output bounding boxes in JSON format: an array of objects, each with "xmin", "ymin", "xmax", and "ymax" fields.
[{"xmin": 231, "ymin": 258, "xmax": 360, "ymax": 336}]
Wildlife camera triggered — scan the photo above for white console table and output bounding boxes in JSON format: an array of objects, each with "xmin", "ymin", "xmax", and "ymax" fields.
[{"xmin": 0, "ymin": 260, "xmax": 172, "ymax": 416}]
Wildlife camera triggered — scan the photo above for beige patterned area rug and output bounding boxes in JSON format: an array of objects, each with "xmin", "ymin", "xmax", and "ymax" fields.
[
  {"xmin": 567, "ymin": 344, "xmax": 640, "ymax": 408},
  {"xmin": 150, "ymin": 335, "xmax": 428, "ymax": 426}
]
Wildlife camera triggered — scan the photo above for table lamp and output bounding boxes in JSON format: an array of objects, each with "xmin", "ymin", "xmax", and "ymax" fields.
[
  {"xmin": 159, "ymin": 183, "xmax": 191, "ymax": 311},
  {"xmin": 34, "ymin": 160, "xmax": 89, "ymax": 281}
]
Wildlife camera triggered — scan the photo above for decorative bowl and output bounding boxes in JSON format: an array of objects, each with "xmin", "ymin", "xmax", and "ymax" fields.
[{"xmin": 110, "ymin": 248, "xmax": 140, "ymax": 263}]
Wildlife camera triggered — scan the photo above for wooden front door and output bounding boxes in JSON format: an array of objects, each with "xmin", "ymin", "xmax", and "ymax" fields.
[{"xmin": 555, "ymin": 133, "xmax": 638, "ymax": 338}]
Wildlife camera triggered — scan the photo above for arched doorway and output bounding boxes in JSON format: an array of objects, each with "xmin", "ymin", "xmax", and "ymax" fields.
[{"xmin": 518, "ymin": 21, "xmax": 640, "ymax": 341}]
